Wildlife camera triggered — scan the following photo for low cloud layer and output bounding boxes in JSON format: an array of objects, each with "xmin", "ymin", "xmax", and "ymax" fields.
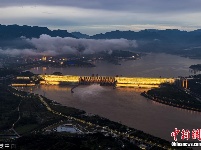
[
  {"xmin": 0, "ymin": 35, "xmax": 137, "ymax": 56},
  {"xmin": 0, "ymin": 48, "xmax": 48, "ymax": 56},
  {"xmin": 27, "ymin": 34, "xmax": 137, "ymax": 55}
]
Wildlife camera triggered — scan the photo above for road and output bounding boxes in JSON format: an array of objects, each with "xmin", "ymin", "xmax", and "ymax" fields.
[
  {"xmin": 37, "ymin": 95, "xmax": 167, "ymax": 149},
  {"xmin": 11, "ymin": 87, "xmax": 170, "ymax": 149},
  {"xmin": 9, "ymin": 98, "xmax": 22, "ymax": 138}
]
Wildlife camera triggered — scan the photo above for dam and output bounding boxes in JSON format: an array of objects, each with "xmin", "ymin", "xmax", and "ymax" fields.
[{"xmin": 39, "ymin": 75, "xmax": 176, "ymax": 88}]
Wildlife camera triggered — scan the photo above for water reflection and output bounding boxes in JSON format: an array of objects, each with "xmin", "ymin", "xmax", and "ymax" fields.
[
  {"xmin": 30, "ymin": 53, "xmax": 201, "ymax": 78},
  {"xmin": 27, "ymin": 53, "xmax": 201, "ymax": 142},
  {"xmin": 24, "ymin": 84, "xmax": 201, "ymax": 142}
]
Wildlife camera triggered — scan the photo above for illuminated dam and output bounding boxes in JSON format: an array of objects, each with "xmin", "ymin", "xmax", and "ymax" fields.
[{"xmin": 39, "ymin": 75, "xmax": 176, "ymax": 88}]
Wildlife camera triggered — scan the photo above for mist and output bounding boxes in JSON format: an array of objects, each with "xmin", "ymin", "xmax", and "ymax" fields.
[
  {"xmin": 0, "ymin": 48, "xmax": 57, "ymax": 56},
  {"xmin": 27, "ymin": 34, "xmax": 138, "ymax": 55},
  {"xmin": 0, "ymin": 35, "xmax": 137, "ymax": 56}
]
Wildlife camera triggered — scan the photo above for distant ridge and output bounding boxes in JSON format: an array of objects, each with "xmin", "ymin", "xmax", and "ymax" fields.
[
  {"xmin": 89, "ymin": 29, "xmax": 201, "ymax": 58},
  {"xmin": 90, "ymin": 29, "xmax": 201, "ymax": 41},
  {"xmin": 0, "ymin": 24, "xmax": 75, "ymax": 39},
  {"xmin": 1, "ymin": 24, "xmax": 201, "ymax": 41},
  {"xmin": 0, "ymin": 24, "xmax": 201, "ymax": 58},
  {"xmin": 71, "ymin": 32, "xmax": 90, "ymax": 39}
]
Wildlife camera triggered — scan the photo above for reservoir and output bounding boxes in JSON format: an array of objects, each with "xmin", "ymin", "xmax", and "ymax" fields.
[{"xmin": 27, "ymin": 53, "xmax": 201, "ymax": 141}]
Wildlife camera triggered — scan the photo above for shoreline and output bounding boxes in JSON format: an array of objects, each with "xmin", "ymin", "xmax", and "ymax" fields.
[
  {"xmin": 40, "ymin": 94, "xmax": 173, "ymax": 148},
  {"xmin": 141, "ymin": 92, "xmax": 201, "ymax": 112}
]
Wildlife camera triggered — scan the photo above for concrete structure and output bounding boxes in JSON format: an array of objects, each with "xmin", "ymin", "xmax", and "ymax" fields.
[
  {"xmin": 175, "ymin": 78, "xmax": 189, "ymax": 89},
  {"xmin": 11, "ymin": 83, "xmax": 35, "ymax": 86},
  {"xmin": 16, "ymin": 77, "xmax": 30, "ymax": 80},
  {"xmin": 11, "ymin": 76, "xmax": 34, "ymax": 87},
  {"xmin": 42, "ymin": 56, "xmax": 47, "ymax": 61},
  {"xmin": 39, "ymin": 75, "xmax": 80, "ymax": 85},
  {"xmin": 115, "ymin": 77, "xmax": 175, "ymax": 88},
  {"xmin": 79, "ymin": 76, "xmax": 115, "ymax": 86},
  {"xmin": 182, "ymin": 79, "xmax": 188, "ymax": 89},
  {"xmin": 39, "ymin": 75, "xmax": 176, "ymax": 88}
]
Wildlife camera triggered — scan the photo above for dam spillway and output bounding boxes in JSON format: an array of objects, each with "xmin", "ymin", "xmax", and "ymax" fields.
[
  {"xmin": 39, "ymin": 75, "xmax": 175, "ymax": 88},
  {"xmin": 115, "ymin": 77, "xmax": 175, "ymax": 88}
]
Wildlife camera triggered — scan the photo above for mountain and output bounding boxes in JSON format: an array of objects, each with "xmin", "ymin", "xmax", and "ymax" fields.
[
  {"xmin": 0, "ymin": 24, "xmax": 201, "ymax": 58},
  {"xmin": 90, "ymin": 29, "xmax": 201, "ymax": 58},
  {"xmin": 90, "ymin": 29, "xmax": 189, "ymax": 40},
  {"xmin": 0, "ymin": 24, "xmax": 75, "ymax": 39},
  {"xmin": 0, "ymin": 24, "xmax": 76, "ymax": 49},
  {"xmin": 71, "ymin": 32, "xmax": 90, "ymax": 39},
  {"xmin": 90, "ymin": 29, "xmax": 201, "ymax": 43}
]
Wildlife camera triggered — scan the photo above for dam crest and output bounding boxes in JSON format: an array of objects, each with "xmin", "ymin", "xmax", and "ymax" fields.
[{"xmin": 39, "ymin": 75, "xmax": 176, "ymax": 88}]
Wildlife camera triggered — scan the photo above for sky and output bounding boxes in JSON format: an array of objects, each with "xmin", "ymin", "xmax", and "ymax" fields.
[{"xmin": 1, "ymin": 0, "xmax": 201, "ymax": 35}]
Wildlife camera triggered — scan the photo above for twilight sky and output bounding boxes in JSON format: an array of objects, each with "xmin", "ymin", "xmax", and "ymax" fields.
[{"xmin": 1, "ymin": 0, "xmax": 201, "ymax": 35}]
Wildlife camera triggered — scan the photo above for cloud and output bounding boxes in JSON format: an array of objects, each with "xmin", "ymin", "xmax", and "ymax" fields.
[
  {"xmin": 1, "ymin": 0, "xmax": 201, "ymax": 13},
  {"xmin": 27, "ymin": 34, "xmax": 137, "ymax": 55},
  {"xmin": 0, "ymin": 35, "xmax": 137, "ymax": 56},
  {"xmin": 1, "ymin": 1, "xmax": 201, "ymax": 35},
  {"xmin": 0, "ymin": 48, "xmax": 41, "ymax": 56}
]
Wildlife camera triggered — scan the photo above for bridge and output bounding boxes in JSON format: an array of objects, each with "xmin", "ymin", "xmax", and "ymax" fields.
[{"xmin": 39, "ymin": 75, "xmax": 176, "ymax": 88}]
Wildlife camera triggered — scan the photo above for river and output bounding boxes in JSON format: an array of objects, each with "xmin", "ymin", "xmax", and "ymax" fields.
[{"xmin": 27, "ymin": 53, "xmax": 201, "ymax": 142}]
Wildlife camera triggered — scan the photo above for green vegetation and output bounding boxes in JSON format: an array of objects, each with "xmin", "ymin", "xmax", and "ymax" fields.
[
  {"xmin": 0, "ymin": 86, "xmax": 63, "ymax": 136},
  {"xmin": 14, "ymin": 94, "xmax": 63, "ymax": 135},
  {"xmin": 16, "ymin": 133, "xmax": 140, "ymax": 150},
  {"xmin": 42, "ymin": 96, "xmax": 85, "ymax": 117},
  {"xmin": 43, "ymin": 96, "xmax": 177, "ymax": 149},
  {"xmin": 77, "ymin": 115, "xmax": 171, "ymax": 146},
  {"xmin": 188, "ymin": 74, "xmax": 201, "ymax": 95},
  {"xmin": 190, "ymin": 64, "xmax": 201, "ymax": 71},
  {"xmin": 0, "ymin": 85, "xmax": 21, "ymax": 131},
  {"xmin": 0, "ymin": 84, "xmax": 190, "ymax": 149},
  {"xmin": 143, "ymin": 83, "xmax": 201, "ymax": 111},
  {"xmin": 4, "ymin": 60, "xmax": 95, "ymax": 71},
  {"xmin": 15, "ymin": 124, "xmax": 38, "ymax": 135},
  {"xmin": 0, "ymin": 68, "xmax": 19, "ymax": 77}
]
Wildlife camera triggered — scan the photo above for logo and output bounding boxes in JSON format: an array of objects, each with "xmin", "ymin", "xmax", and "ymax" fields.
[{"xmin": 171, "ymin": 128, "xmax": 201, "ymax": 147}]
